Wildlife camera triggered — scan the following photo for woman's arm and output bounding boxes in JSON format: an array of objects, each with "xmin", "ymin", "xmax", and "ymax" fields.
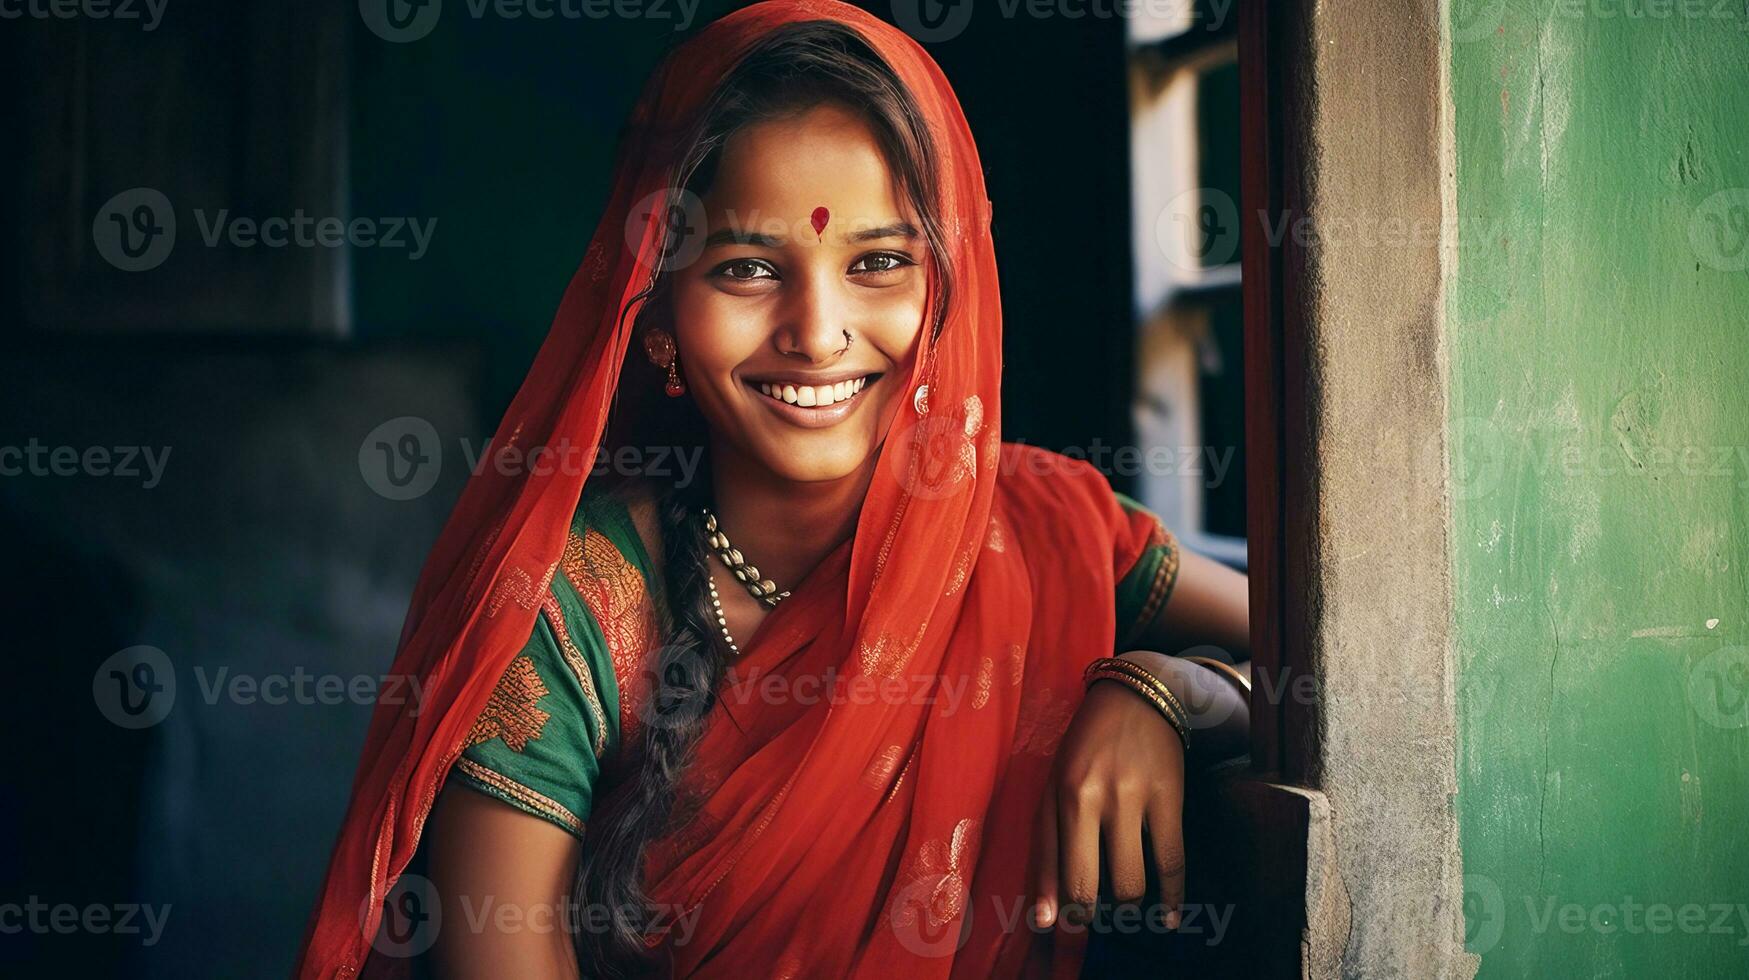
[
  {"xmin": 426, "ymin": 785, "xmax": 584, "ymax": 980},
  {"xmin": 1134, "ymin": 546, "xmax": 1251, "ymax": 660}
]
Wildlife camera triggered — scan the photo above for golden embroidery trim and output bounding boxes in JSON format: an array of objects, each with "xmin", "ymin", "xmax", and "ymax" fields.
[
  {"xmin": 452, "ymin": 757, "xmax": 584, "ymax": 836},
  {"xmin": 1119, "ymin": 528, "xmax": 1181, "ymax": 650},
  {"xmin": 541, "ymin": 593, "xmax": 611, "ymax": 758}
]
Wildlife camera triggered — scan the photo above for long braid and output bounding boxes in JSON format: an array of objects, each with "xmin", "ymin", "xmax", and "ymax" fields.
[{"xmin": 573, "ymin": 472, "xmax": 724, "ymax": 977}]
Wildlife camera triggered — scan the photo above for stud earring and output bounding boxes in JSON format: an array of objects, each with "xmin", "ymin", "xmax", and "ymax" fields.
[{"xmin": 643, "ymin": 329, "xmax": 686, "ymax": 397}]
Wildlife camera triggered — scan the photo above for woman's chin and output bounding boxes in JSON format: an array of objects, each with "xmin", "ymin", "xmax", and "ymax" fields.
[{"xmin": 743, "ymin": 432, "xmax": 883, "ymax": 487}]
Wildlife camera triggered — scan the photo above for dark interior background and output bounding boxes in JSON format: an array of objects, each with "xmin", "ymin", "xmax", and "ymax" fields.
[{"xmin": 0, "ymin": 1, "xmax": 1139, "ymax": 975}]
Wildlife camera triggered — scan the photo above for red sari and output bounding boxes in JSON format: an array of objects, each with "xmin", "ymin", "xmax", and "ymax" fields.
[{"xmin": 297, "ymin": 2, "xmax": 1163, "ymax": 976}]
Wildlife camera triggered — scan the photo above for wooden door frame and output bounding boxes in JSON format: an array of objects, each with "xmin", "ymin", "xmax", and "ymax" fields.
[{"xmin": 1234, "ymin": 0, "xmax": 1470, "ymax": 974}]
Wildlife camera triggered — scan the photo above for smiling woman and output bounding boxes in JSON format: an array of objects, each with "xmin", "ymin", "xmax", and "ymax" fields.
[
  {"xmin": 671, "ymin": 101, "xmax": 927, "ymax": 477},
  {"xmin": 296, "ymin": 3, "xmax": 1250, "ymax": 978}
]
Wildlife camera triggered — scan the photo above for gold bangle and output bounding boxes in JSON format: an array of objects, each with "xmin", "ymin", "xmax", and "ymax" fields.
[
  {"xmin": 1182, "ymin": 655, "xmax": 1252, "ymax": 698},
  {"xmin": 1087, "ymin": 656, "xmax": 1193, "ymax": 728},
  {"xmin": 1085, "ymin": 669, "xmax": 1190, "ymax": 747},
  {"xmin": 1084, "ymin": 661, "xmax": 1196, "ymax": 745}
]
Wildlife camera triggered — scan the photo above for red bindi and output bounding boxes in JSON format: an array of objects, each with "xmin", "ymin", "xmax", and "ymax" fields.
[{"xmin": 810, "ymin": 206, "xmax": 830, "ymax": 239}]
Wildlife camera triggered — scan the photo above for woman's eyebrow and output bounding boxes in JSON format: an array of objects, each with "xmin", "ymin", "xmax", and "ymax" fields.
[{"xmin": 846, "ymin": 221, "xmax": 919, "ymax": 242}]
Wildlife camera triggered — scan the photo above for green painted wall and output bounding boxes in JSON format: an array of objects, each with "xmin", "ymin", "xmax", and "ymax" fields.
[{"xmin": 1448, "ymin": 2, "xmax": 1749, "ymax": 975}]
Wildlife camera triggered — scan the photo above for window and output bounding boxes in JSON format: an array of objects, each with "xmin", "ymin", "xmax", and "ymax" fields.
[{"xmin": 1126, "ymin": 2, "xmax": 1247, "ymax": 570}]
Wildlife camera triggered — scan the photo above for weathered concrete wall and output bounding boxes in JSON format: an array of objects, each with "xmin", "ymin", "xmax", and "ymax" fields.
[
  {"xmin": 1290, "ymin": 0, "xmax": 1473, "ymax": 975},
  {"xmin": 1447, "ymin": 1, "xmax": 1749, "ymax": 976}
]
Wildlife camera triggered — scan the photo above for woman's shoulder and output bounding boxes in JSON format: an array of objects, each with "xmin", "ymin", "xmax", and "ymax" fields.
[
  {"xmin": 989, "ymin": 442, "xmax": 1179, "ymax": 634},
  {"xmin": 992, "ymin": 442, "xmax": 1122, "ymax": 515},
  {"xmin": 448, "ymin": 480, "xmax": 672, "ymax": 837},
  {"xmin": 548, "ymin": 479, "xmax": 669, "ymax": 750}
]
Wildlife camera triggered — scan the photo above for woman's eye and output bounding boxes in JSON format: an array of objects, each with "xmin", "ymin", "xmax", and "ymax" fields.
[
  {"xmin": 850, "ymin": 252, "xmax": 915, "ymax": 276},
  {"xmin": 715, "ymin": 259, "xmax": 777, "ymax": 281}
]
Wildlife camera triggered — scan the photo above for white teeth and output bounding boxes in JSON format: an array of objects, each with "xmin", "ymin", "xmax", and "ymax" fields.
[{"xmin": 756, "ymin": 376, "xmax": 871, "ymax": 407}]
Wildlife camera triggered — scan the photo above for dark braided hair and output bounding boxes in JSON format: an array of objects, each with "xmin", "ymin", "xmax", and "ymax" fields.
[{"xmin": 574, "ymin": 21, "xmax": 952, "ymax": 975}]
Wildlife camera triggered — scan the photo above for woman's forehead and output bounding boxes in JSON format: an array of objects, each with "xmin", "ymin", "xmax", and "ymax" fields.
[{"xmin": 701, "ymin": 106, "xmax": 912, "ymax": 239}]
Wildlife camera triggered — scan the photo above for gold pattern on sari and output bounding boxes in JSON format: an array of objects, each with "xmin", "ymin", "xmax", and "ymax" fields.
[
  {"xmin": 972, "ymin": 657, "xmax": 994, "ymax": 710},
  {"xmin": 466, "ymin": 654, "xmax": 552, "ymax": 753},
  {"xmin": 858, "ymin": 625, "xmax": 923, "ymax": 679},
  {"xmin": 890, "ymin": 817, "xmax": 981, "ymax": 933},
  {"xmin": 1007, "ymin": 643, "xmax": 1026, "ymax": 686},
  {"xmin": 863, "ymin": 744, "xmax": 905, "ymax": 791},
  {"xmin": 943, "ymin": 542, "xmax": 974, "ymax": 596},
  {"xmin": 896, "ymin": 394, "xmax": 985, "ymax": 500},
  {"xmin": 487, "ymin": 561, "xmax": 557, "ymax": 618},
  {"xmin": 984, "ymin": 515, "xmax": 1005, "ymax": 553}
]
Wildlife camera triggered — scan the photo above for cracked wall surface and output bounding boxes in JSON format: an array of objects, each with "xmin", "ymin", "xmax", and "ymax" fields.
[{"xmin": 1446, "ymin": 2, "xmax": 1749, "ymax": 976}]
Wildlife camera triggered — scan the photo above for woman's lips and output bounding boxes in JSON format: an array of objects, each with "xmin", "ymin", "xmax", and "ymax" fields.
[{"xmin": 747, "ymin": 374, "xmax": 877, "ymax": 429}]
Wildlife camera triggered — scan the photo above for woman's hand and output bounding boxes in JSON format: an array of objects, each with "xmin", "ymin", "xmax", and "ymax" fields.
[{"xmin": 1029, "ymin": 673, "xmax": 1189, "ymax": 932}]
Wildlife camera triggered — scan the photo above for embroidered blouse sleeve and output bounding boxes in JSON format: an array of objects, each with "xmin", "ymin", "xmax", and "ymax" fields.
[
  {"xmin": 1112, "ymin": 492, "xmax": 1181, "ymax": 651},
  {"xmin": 448, "ymin": 586, "xmax": 620, "ymax": 840}
]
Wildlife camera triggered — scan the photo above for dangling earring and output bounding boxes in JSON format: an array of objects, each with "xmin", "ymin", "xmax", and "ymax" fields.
[{"xmin": 643, "ymin": 329, "xmax": 686, "ymax": 397}]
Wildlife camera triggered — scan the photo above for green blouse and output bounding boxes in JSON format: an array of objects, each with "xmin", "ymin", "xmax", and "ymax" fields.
[{"xmin": 446, "ymin": 489, "xmax": 1180, "ymax": 839}]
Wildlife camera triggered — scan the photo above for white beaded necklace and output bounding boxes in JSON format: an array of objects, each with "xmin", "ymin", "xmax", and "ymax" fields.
[{"xmin": 698, "ymin": 506, "xmax": 789, "ymax": 656}]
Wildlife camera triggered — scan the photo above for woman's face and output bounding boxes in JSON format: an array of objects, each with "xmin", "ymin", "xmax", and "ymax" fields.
[{"xmin": 669, "ymin": 103, "xmax": 928, "ymax": 485}]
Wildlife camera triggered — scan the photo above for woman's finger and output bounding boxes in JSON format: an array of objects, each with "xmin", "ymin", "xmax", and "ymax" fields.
[
  {"xmin": 1103, "ymin": 803, "xmax": 1148, "ymax": 906},
  {"xmin": 1058, "ymin": 780, "xmax": 1102, "ymax": 924},
  {"xmin": 1029, "ymin": 790, "xmax": 1060, "ymax": 928},
  {"xmin": 1146, "ymin": 794, "xmax": 1187, "ymax": 929}
]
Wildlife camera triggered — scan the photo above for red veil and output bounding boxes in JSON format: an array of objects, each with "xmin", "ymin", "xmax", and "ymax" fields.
[{"xmin": 298, "ymin": 2, "xmax": 1162, "ymax": 976}]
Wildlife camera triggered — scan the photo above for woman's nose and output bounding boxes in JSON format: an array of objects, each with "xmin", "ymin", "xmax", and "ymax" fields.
[{"xmin": 773, "ymin": 272, "xmax": 851, "ymax": 362}]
